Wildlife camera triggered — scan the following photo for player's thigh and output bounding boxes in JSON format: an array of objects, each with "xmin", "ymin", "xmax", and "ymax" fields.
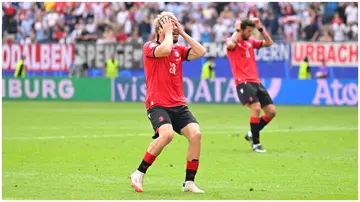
[
  {"xmin": 236, "ymin": 82, "xmax": 259, "ymax": 106},
  {"xmin": 171, "ymin": 106, "xmax": 199, "ymax": 135},
  {"xmin": 147, "ymin": 106, "xmax": 172, "ymax": 139},
  {"xmin": 257, "ymin": 83, "xmax": 274, "ymax": 108}
]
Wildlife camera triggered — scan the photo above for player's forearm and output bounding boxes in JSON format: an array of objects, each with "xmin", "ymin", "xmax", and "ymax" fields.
[
  {"xmin": 227, "ymin": 31, "xmax": 239, "ymax": 49},
  {"xmin": 181, "ymin": 32, "xmax": 206, "ymax": 57},
  {"xmin": 230, "ymin": 31, "xmax": 240, "ymax": 43},
  {"xmin": 259, "ymin": 27, "xmax": 273, "ymax": 47},
  {"xmin": 158, "ymin": 32, "xmax": 174, "ymax": 54}
]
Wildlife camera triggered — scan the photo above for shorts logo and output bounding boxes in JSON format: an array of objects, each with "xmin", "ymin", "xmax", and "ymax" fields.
[
  {"xmin": 249, "ymin": 97, "xmax": 253, "ymax": 102},
  {"xmin": 240, "ymin": 88, "xmax": 244, "ymax": 94},
  {"xmin": 159, "ymin": 116, "xmax": 164, "ymax": 122}
]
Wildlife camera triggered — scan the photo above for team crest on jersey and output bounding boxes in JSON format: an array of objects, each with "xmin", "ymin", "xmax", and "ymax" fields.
[
  {"xmin": 246, "ymin": 42, "xmax": 252, "ymax": 47},
  {"xmin": 174, "ymin": 51, "xmax": 180, "ymax": 58},
  {"xmin": 173, "ymin": 51, "xmax": 181, "ymax": 62}
]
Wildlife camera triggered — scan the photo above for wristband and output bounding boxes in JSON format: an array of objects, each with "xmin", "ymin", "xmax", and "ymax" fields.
[{"xmin": 257, "ymin": 27, "xmax": 263, "ymax": 32}]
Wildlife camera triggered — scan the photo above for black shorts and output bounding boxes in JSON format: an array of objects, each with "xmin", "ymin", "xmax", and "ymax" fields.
[
  {"xmin": 236, "ymin": 82, "xmax": 274, "ymax": 107},
  {"xmin": 147, "ymin": 105, "xmax": 198, "ymax": 139}
]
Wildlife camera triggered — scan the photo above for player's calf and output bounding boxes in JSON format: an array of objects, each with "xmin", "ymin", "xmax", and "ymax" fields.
[
  {"xmin": 259, "ymin": 104, "xmax": 276, "ymax": 131},
  {"xmin": 249, "ymin": 102, "xmax": 261, "ymax": 145},
  {"xmin": 131, "ymin": 124, "xmax": 174, "ymax": 192},
  {"xmin": 181, "ymin": 123, "xmax": 204, "ymax": 192}
]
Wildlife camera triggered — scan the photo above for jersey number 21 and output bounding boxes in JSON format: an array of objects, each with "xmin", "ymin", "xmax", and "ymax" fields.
[{"xmin": 169, "ymin": 62, "xmax": 176, "ymax": 75}]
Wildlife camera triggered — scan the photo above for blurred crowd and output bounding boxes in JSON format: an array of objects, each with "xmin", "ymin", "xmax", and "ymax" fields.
[{"xmin": 2, "ymin": 2, "xmax": 358, "ymax": 45}]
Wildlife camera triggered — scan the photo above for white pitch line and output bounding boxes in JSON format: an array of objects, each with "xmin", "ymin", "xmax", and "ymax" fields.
[{"xmin": 3, "ymin": 127, "xmax": 357, "ymax": 140}]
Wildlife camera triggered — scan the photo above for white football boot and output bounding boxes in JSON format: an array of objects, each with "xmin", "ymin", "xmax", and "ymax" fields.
[
  {"xmin": 182, "ymin": 181, "xmax": 205, "ymax": 193},
  {"xmin": 130, "ymin": 170, "xmax": 144, "ymax": 192},
  {"xmin": 246, "ymin": 131, "xmax": 267, "ymax": 152}
]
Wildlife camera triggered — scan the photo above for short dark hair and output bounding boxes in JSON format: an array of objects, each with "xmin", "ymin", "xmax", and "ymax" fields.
[{"xmin": 241, "ymin": 19, "xmax": 255, "ymax": 30}]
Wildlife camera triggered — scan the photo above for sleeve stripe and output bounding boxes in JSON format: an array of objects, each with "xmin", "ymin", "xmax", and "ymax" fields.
[
  {"xmin": 185, "ymin": 48, "xmax": 192, "ymax": 61},
  {"xmin": 152, "ymin": 45, "xmax": 158, "ymax": 58}
]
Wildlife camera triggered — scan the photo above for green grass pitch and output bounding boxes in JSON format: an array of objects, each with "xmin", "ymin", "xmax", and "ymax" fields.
[{"xmin": 2, "ymin": 101, "xmax": 358, "ymax": 199}]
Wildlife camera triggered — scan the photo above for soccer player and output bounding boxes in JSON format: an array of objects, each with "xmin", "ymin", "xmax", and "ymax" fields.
[
  {"xmin": 226, "ymin": 18, "xmax": 276, "ymax": 153},
  {"xmin": 130, "ymin": 12, "xmax": 206, "ymax": 193}
]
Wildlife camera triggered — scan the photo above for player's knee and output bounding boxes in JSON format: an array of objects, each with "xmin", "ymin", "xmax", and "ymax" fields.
[
  {"xmin": 189, "ymin": 131, "xmax": 202, "ymax": 142},
  {"xmin": 267, "ymin": 106, "xmax": 276, "ymax": 118},
  {"xmin": 269, "ymin": 110, "xmax": 276, "ymax": 119},
  {"xmin": 161, "ymin": 131, "xmax": 174, "ymax": 144},
  {"xmin": 159, "ymin": 126, "xmax": 174, "ymax": 144}
]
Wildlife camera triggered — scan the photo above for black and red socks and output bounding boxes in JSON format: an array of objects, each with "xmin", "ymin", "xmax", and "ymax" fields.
[
  {"xmin": 185, "ymin": 159, "xmax": 199, "ymax": 181},
  {"xmin": 250, "ymin": 116, "xmax": 260, "ymax": 145},
  {"xmin": 137, "ymin": 151, "xmax": 157, "ymax": 173},
  {"xmin": 259, "ymin": 114, "xmax": 272, "ymax": 131}
]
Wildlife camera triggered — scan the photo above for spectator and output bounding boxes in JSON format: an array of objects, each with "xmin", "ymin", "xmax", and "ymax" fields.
[
  {"xmin": 59, "ymin": 29, "xmax": 72, "ymax": 44},
  {"xmin": 318, "ymin": 27, "xmax": 332, "ymax": 42},
  {"xmin": 116, "ymin": 4, "xmax": 128, "ymax": 25},
  {"xmin": 138, "ymin": 17, "xmax": 151, "ymax": 42},
  {"xmin": 203, "ymin": 3, "xmax": 217, "ymax": 21},
  {"xmin": 45, "ymin": 7, "xmax": 60, "ymax": 29},
  {"xmin": 34, "ymin": 16, "xmax": 48, "ymax": 42},
  {"xmin": 190, "ymin": 19, "xmax": 204, "ymax": 42},
  {"xmin": 346, "ymin": 21, "xmax": 358, "ymax": 40},
  {"xmin": 20, "ymin": 12, "xmax": 33, "ymax": 37},
  {"xmin": 213, "ymin": 18, "xmax": 228, "ymax": 42},
  {"xmin": 2, "ymin": 2, "xmax": 359, "ymax": 44},
  {"xmin": 184, "ymin": 21, "xmax": 192, "ymax": 37},
  {"xmin": 62, "ymin": 7, "xmax": 76, "ymax": 32},
  {"xmin": 283, "ymin": 18, "xmax": 300, "ymax": 42},
  {"xmin": 302, "ymin": 16, "xmax": 320, "ymax": 41},
  {"xmin": 345, "ymin": 2, "xmax": 358, "ymax": 24},
  {"xmin": 4, "ymin": 17, "xmax": 17, "ymax": 42},
  {"xmin": 86, "ymin": 17, "xmax": 97, "ymax": 34},
  {"xmin": 335, "ymin": 2, "xmax": 347, "ymax": 23},
  {"xmin": 201, "ymin": 23, "xmax": 212, "ymax": 43},
  {"xmin": 128, "ymin": 28, "xmax": 143, "ymax": 44},
  {"xmin": 52, "ymin": 25, "xmax": 63, "ymax": 42},
  {"xmin": 265, "ymin": 10, "xmax": 280, "ymax": 37},
  {"xmin": 332, "ymin": 12, "xmax": 347, "ymax": 41}
]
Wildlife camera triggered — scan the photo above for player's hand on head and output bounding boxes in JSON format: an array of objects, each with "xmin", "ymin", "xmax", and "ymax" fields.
[
  {"xmin": 172, "ymin": 19, "xmax": 185, "ymax": 35},
  {"xmin": 160, "ymin": 17, "xmax": 173, "ymax": 34},
  {"xmin": 251, "ymin": 17, "xmax": 262, "ymax": 28},
  {"xmin": 235, "ymin": 20, "xmax": 242, "ymax": 30}
]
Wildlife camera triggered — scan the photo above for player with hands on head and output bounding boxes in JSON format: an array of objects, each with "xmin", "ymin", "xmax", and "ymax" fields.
[
  {"xmin": 226, "ymin": 18, "xmax": 276, "ymax": 153},
  {"xmin": 130, "ymin": 11, "xmax": 206, "ymax": 193}
]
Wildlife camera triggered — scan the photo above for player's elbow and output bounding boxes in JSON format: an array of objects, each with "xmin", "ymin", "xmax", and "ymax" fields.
[
  {"xmin": 227, "ymin": 44, "xmax": 235, "ymax": 50},
  {"xmin": 198, "ymin": 48, "xmax": 206, "ymax": 57},
  {"xmin": 264, "ymin": 41, "xmax": 273, "ymax": 47}
]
